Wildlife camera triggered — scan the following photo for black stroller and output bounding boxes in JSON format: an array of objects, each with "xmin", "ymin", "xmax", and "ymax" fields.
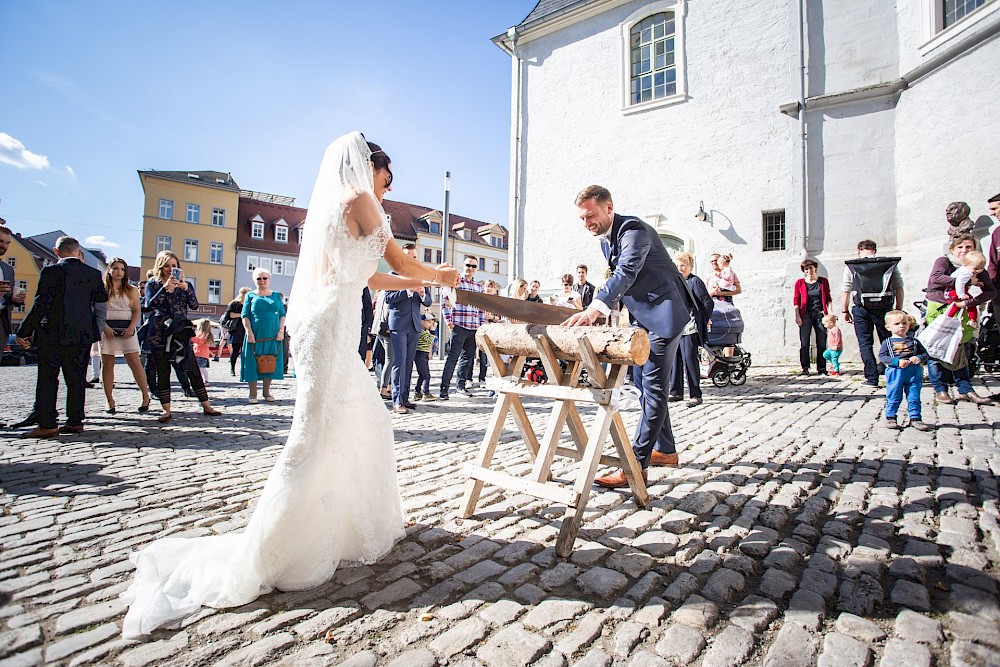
[{"xmin": 699, "ymin": 300, "xmax": 752, "ymax": 386}]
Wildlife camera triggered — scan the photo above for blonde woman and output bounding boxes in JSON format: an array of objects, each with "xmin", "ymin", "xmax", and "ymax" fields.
[
  {"xmin": 142, "ymin": 251, "xmax": 221, "ymax": 422},
  {"xmin": 100, "ymin": 258, "xmax": 151, "ymax": 413},
  {"xmin": 241, "ymin": 268, "xmax": 286, "ymax": 403},
  {"xmin": 508, "ymin": 279, "xmax": 529, "ymax": 300}
]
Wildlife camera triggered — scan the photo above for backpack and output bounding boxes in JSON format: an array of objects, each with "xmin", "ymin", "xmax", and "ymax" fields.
[{"xmin": 845, "ymin": 256, "xmax": 901, "ymax": 310}]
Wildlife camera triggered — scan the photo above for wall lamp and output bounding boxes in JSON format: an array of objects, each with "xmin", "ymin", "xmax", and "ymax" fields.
[{"xmin": 695, "ymin": 201, "xmax": 709, "ymax": 222}]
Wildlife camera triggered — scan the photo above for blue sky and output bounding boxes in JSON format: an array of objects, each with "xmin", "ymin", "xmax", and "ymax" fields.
[{"xmin": 0, "ymin": 0, "xmax": 537, "ymax": 265}]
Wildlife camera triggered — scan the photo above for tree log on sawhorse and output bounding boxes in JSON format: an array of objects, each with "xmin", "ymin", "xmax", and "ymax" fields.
[{"xmin": 459, "ymin": 323, "xmax": 651, "ymax": 558}]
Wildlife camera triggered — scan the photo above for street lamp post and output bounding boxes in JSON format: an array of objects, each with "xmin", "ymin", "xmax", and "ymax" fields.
[{"xmin": 438, "ymin": 171, "xmax": 451, "ymax": 360}]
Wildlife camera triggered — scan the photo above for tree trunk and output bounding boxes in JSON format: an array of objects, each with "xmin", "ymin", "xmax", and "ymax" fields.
[{"xmin": 477, "ymin": 323, "xmax": 650, "ymax": 365}]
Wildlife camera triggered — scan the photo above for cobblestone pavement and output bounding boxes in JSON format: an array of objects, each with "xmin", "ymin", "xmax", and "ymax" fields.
[{"xmin": 1, "ymin": 359, "xmax": 1000, "ymax": 667}]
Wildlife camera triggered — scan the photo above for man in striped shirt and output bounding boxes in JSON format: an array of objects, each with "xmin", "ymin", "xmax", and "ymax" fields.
[{"xmin": 439, "ymin": 255, "xmax": 484, "ymax": 399}]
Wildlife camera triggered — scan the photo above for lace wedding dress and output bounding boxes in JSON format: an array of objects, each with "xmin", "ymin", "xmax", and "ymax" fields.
[{"xmin": 121, "ymin": 133, "xmax": 405, "ymax": 638}]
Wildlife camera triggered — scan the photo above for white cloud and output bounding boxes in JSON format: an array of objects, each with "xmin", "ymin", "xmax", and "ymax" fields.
[
  {"xmin": 0, "ymin": 132, "xmax": 50, "ymax": 170},
  {"xmin": 84, "ymin": 235, "xmax": 120, "ymax": 249},
  {"xmin": 66, "ymin": 165, "xmax": 76, "ymax": 178},
  {"xmin": 34, "ymin": 180, "xmax": 50, "ymax": 187}
]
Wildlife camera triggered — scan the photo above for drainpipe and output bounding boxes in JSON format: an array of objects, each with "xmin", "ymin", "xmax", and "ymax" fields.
[
  {"xmin": 508, "ymin": 26, "xmax": 524, "ymax": 280},
  {"xmin": 796, "ymin": 0, "xmax": 808, "ymax": 260}
]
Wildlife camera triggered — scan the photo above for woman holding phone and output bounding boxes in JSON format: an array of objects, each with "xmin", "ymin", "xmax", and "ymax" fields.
[
  {"xmin": 142, "ymin": 251, "xmax": 221, "ymax": 423},
  {"xmin": 99, "ymin": 258, "xmax": 151, "ymax": 413}
]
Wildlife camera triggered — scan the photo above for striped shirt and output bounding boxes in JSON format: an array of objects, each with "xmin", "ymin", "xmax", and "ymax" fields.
[
  {"xmin": 417, "ymin": 328, "xmax": 434, "ymax": 353},
  {"xmin": 444, "ymin": 277, "xmax": 485, "ymax": 330}
]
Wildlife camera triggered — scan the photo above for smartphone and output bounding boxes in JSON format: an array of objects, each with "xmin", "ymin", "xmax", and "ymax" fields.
[{"xmin": 171, "ymin": 268, "xmax": 182, "ymax": 280}]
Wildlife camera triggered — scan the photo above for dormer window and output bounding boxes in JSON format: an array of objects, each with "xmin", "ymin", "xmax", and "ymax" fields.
[
  {"xmin": 298, "ymin": 227, "xmax": 304, "ymax": 244},
  {"xmin": 252, "ymin": 221, "xmax": 264, "ymax": 239},
  {"xmin": 428, "ymin": 221, "xmax": 440, "ymax": 234},
  {"xmin": 275, "ymin": 218, "xmax": 288, "ymax": 243}
]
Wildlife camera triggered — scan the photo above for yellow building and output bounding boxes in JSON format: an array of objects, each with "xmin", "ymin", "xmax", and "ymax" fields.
[
  {"xmin": 138, "ymin": 170, "xmax": 240, "ymax": 317},
  {"xmin": 1, "ymin": 234, "xmax": 46, "ymax": 329}
]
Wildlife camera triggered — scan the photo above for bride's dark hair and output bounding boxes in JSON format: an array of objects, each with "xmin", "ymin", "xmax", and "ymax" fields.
[{"xmin": 366, "ymin": 141, "xmax": 392, "ymax": 181}]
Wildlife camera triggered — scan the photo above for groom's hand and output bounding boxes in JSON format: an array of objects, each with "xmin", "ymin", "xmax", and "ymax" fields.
[{"xmin": 562, "ymin": 307, "xmax": 600, "ymax": 327}]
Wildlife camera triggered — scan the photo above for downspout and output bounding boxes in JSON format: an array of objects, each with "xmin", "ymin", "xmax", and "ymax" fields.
[
  {"xmin": 508, "ymin": 26, "xmax": 524, "ymax": 280},
  {"xmin": 796, "ymin": 0, "xmax": 808, "ymax": 259}
]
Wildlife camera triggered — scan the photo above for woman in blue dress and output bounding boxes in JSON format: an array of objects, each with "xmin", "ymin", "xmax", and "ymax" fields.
[{"xmin": 241, "ymin": 267, "xmax": 286, "ymax": 403}]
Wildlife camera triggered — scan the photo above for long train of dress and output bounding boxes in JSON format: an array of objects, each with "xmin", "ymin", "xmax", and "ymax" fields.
[{"xmin": 121, "ymin": 274, "xmax": 405, "ymax": 638}]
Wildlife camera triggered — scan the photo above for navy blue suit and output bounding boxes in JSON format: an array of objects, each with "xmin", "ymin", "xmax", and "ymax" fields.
[
  {"xmin": 385, "ymin": 286, "xmax": 432, "ymax": 405},
  {"xmin": 596, "ymin": 214, "xmax": 693, "ymax": 467},
  {"xmin": 17, "ymin": 257, "xmax": 108, "ymax": 429}
]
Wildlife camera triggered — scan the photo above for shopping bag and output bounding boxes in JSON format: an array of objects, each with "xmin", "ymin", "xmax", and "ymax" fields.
[{"xmin": 917, "ymin": 312, "xmax": 963, "ymax": 364}]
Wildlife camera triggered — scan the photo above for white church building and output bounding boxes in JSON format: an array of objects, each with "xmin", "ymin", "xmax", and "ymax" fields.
[{"xmin": 493, "ymin": 0, "xmax": 1000, "ymax": 363}]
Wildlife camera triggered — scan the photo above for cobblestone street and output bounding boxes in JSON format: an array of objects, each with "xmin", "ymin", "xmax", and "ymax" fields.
[{"xmin": 1, "ymin": 360, "xmax": 999, "ymax": 667}]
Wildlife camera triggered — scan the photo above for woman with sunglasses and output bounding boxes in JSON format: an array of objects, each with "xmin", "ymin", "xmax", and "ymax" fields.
[
  {"xmin": 241, "ymin": 268, "xmax": 286, "ymax": 403},
  {"xmin": 122, "ymin": 132, "xmax": 459, "ymax": 637},
  {"xmin": 141, "ymin": 251, "xmax": 222, "ymax": 422}
]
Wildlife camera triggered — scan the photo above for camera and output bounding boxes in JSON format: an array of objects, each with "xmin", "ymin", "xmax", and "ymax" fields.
[{"xmin": 171, "ymin": 268, "xmax": 182, "ymax": 280}]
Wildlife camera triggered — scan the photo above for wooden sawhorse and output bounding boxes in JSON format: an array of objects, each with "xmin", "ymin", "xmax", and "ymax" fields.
[{"xmin": 459, "ymin": 324, "xmax": 650, "ymax": 557}]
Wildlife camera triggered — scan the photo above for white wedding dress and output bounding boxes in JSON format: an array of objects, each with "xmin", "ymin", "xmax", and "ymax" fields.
[{"xmin": 121, "ymin": 133, "xmax": 405, "ymax": 638}]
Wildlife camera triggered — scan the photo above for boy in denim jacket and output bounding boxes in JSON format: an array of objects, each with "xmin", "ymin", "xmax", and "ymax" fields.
[{"xmin": 877, "ymin": 310, "xmax": 932, "ymax": 431}]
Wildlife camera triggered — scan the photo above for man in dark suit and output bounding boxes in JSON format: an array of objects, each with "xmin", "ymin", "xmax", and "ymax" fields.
[
  {"xmin": 16, "ymin": 236, "xmax": 108, "ymax": 438},
  {"xmin": 564, "ymin": 185, "xmax": 695, "ymax": 488},
  {"xmin": 385, "ymin": 244, "xmax": 432, "ymax": 414}
]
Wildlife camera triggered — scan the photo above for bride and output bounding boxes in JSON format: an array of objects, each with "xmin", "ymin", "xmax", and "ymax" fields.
[{"xmin": 120, "ymin": 131, "xmax": 459, "ymax": 638}]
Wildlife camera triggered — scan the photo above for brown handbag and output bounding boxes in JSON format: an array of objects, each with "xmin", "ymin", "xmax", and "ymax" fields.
[{"xmin": 251, "ymin": 338, "xmax": 277, "ymax": 375}]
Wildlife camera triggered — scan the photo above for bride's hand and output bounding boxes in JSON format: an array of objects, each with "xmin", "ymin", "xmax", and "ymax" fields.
[{"xmin": 434, "ymin": 264, "xmax": 459, "ymax": 287}]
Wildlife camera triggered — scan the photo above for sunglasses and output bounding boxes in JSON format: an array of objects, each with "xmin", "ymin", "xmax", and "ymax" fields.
[
  {"xmin": 465, "ymin": 264, "xmax": 477, "ymax": 269},
  {"xmin": 256, "ymin": 277, "xmax": 269, "ymax": 281}
]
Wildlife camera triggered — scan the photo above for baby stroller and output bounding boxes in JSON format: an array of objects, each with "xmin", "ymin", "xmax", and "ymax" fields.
[
  {"xmin": 699, "ymin": 300, "xmax": 752, "ymax": 386},
  {"xmin": 975, "ymin": 307, "xmax": 1000, "ymax": 375}
]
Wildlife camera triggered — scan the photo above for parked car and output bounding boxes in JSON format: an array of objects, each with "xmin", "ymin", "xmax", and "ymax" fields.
[{"xmin": 2, "ymin": 334, "xmax": 38, "ymax": 366}]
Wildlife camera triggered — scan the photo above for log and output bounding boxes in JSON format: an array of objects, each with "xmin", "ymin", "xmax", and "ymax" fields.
[{"xmin": 476, "ymin": 323, "xmax": 649, "ymax": 365}]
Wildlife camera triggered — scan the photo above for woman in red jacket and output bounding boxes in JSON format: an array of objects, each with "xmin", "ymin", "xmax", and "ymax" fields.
[{"xmin": 793, "ymin": 258, "xmax": 833, "ymax": 375}]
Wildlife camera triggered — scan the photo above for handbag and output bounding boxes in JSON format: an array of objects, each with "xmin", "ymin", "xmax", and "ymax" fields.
[
  {"xmin": 251, "ymin": 338, "xmax": 277, "ymax": 374},
  {"xmin": 220, "ymin": 312, "xmax": 239, "ymax": 332},
  {"xmin": 917, "ymin": 310, "xmax": 963, "ymax": 365},
  {"xmin": 107, "ymin": 319, "xmax": 131, "ymax": 337}
]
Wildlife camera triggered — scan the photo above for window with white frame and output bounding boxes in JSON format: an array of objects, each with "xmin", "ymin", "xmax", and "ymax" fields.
[
  {"xmin": 211, "ymin": 208, "xmax": 225, "ymax": 227},
  {"xmin": 5, "ymin": 257, "xmax": 15, "ymax": 268},
  {"xmin": 273, "ymin": 258, "xmax": 284, "ymax": 275},
  {"xmin": 945, "ymin": 0, "xmax": 992, "ymax": 26},
  {"xmin": 184, "ymin": 239, "xmax": 198, "ymax": 262},
  {"xmin": 187, "ymin": 276, "xmax": 196, "ymax": 292},
  {"xmin": 923, "ymin": 0, "xmax": 998, "ymax": 43},
  {"xmin": 252, "ymin": 221, "xmax": 264, "ymax": 239},
  {"xmin": 275, "ymin": 224, "xmax": 288, "ymax": 243},
  {"xmin": 208, "ymin": 279, "xmax": 222, "ymax": 304},
  {"xmin": 159, "ymin": 199, "xmax": 173, "ymax": 220},
  {"xmin": 428, "ymin": 221, "xmax": 440, "ymax": 234},
  {"xmin": 247, "ymin": 255, "xmax": 258, "ymax": 272},
  {"xmin": 285, "ymin": 260, "xmax": 296, "ymax": 276},
  {"xmin": 156, "ymin": 235, "xmax": 172, "ymax": 252},
  {"xmin": 186, "ymin": 203, "xmax": 200, "ymax": 223},
  {"xmin": 210, "ymin": 242, "xmax": 223, "ymax": 264},
  {"xmin": 423, "ymin": 249, "xmax": 432, "ymax": 263},
  {"xmin": 297, "ymin": 227, "xmax": 304, "ymax": 244},
  {"xmin": 621, "ymin": 1, "xmax": 687, "ymax": 111},
  {"xmin": 631, "ymin": 12, "xmax": 676, "ymax": 104},
  {"xmin": 260, "ymin": 257, "xmax": 272, "ymax": 273},
  {"xmin": 492, "ymin": 260, "xmax": 500, "ymax": 273}
]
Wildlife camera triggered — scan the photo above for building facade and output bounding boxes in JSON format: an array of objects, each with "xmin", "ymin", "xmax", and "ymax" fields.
[
  {"xmin": 235, "ymin": 192, "xmax": 305, "ymax": 300},
  {"xmin": 495, "ymin": 0, "xmax": 1000, "ymax": 362},
  {"xmin": 138, "ymin": 170, "xmax": 240, "ymax": 318}
]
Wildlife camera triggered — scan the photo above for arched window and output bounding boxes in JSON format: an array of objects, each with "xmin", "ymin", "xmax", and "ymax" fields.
[
  {"xmin": 630, "ymin": 12, "xmax": 676, "ymax": 105},
  {"xmin": 659, "ymin": 234, "xmax": 684, "ymax": 255}
]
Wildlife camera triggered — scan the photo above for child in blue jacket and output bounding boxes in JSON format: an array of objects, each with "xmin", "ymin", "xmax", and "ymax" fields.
[{"xmin": 877, "ymin": 310, "xmax": 932, "ymax": 431}]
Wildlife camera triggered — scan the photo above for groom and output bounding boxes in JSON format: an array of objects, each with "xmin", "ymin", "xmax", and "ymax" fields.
[{"xmin": 563, "ymin": 185, "xmax": 694, "ymax": 488}]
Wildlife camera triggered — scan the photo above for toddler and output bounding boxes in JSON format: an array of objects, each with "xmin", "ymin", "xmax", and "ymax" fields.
[
  {"xmin": 191, "ymin": 319, "xmax": 215, "ymax": 386},
  {"xmin": 877, "ymin": 310, "xmax": 932, "ymax": 431},
  {"xmin": 714, "ymin": 253, "xmax": 738, "ymax": 292},
  {"xmin": 414, "ymin": 315, "xmax": 436, "ymax": 401},
  {"xmin": 821, "ymin": 313, "xmax": 843, "ymax": 376},
  {"xmin": 948, "ymin": 250, "xmax": 986, "ymax": 325}
]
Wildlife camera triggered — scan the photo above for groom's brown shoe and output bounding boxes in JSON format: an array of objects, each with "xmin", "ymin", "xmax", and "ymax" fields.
[
  {"xmin": 21, "ymin": 427, "xmax": 60, "ymax": 439},
  {"xmin": 649, "ymin": 451, "xmax": 679, "ymax": 467},
  {"xmin": 594, "ymin": 468, "xmax": 647, "ymax": 489}
]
